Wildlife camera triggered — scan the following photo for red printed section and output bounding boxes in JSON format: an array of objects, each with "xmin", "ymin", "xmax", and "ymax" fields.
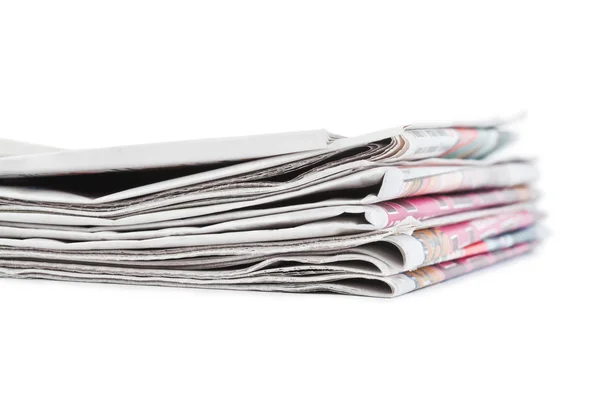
[{"xmin": 377, "ymin": 186, "xmax": 532, "ymax": 228}]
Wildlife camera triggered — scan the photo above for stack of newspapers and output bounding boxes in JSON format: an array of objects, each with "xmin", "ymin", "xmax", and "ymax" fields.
[{"xmin": 0, "ymin": 118, "xmax": 541, "ymax": 297}]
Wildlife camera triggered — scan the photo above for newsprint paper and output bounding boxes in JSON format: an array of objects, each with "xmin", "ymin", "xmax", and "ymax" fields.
[{"xmin": 0, "ymin": 116, "xmax": 542, "ymax": 297}]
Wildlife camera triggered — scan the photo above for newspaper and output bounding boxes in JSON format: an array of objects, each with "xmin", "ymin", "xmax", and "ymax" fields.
[
  {"xmin": 0, "ymin": 116, "xmax": 541, "ymax": 297},
  {"xmin": 0, "ymin": 186, "xmax": 535, "ymax": 241},
  {"xmin": 0, "ymin": 202, "xmax": 536, "ymax": 252},
  {"xmin": 0, "ymin": 162, "xmax": 537, "ymax": 227},
  {"xmin": 0, "ymin": 123, "xmax": 516, "ymax": 201},
  {"xmin": 0, "ymin": 206, "xmax": 540, "ymax": 266},
  {"xmin": 0, "ymin": 231, "xmax": 540, "ymax": 298},
  {"xmin": 0, "ymin": 119, "xmax": 516, "ymax": 178}
]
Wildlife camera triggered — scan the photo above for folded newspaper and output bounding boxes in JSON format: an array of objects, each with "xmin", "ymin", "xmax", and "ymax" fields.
[{"xmin": 0, "ymin": 118, "xmax": 542, "ymax": 297}]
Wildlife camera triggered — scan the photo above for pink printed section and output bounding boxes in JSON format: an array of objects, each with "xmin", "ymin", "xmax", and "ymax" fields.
[
  {"xmin": 377, "ymin": 186, "xmax": 532, "ymax": 228},
  {"xmin": 403, "ymin": 241, "xmax": 535, "ymax": 291},
  {"xmin": 430, "ymin": 210, "xmax": 536, "ymax": 247},
  {"xmin": 412, "ymin": 210, "xmax": 537, "ymax": 265},
  {"xmin": 440, "ymin": 226, "xmax": 539, "ymax": 263}
]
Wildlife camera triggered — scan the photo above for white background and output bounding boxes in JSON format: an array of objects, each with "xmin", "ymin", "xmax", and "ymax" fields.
[{"xmin": 1, "ymin": 1, "xmax": 598, "ymax": 399}]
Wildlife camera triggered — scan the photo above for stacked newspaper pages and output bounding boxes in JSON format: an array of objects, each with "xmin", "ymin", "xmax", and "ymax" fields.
[{"xmin": 0, "ymin": 119, "xmax": 542, "ymax": 297}]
